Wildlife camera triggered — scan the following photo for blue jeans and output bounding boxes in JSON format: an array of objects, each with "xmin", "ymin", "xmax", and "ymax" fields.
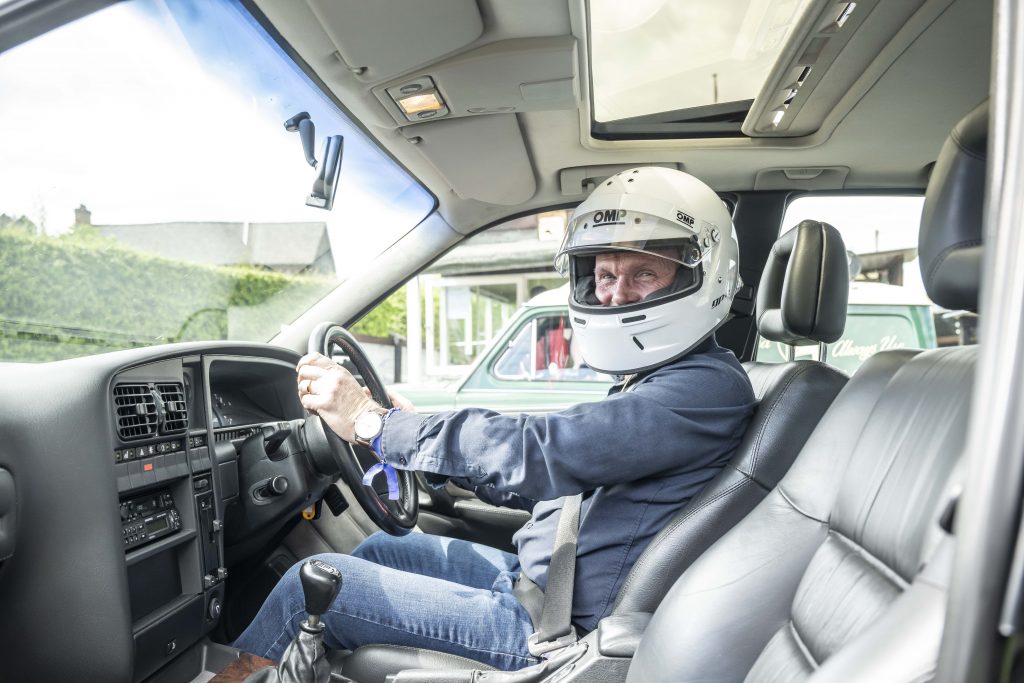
[{"xmin": 233, "ymin": 532, "xmax": 539, "ymax": 671}]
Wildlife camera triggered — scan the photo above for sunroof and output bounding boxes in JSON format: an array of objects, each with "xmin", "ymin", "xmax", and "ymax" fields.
[{"xmin": 589, "ymin": 0, "xmax": 813, "ymax": 135}]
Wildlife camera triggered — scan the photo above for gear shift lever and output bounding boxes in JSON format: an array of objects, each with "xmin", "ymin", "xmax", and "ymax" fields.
[
  {"xmin": 244, "ymin": 560, "xmax": 342, "ymax": 683},
  {"xmin": 301, "ymin": 559, "xmax": 342, "ymax": 630}
]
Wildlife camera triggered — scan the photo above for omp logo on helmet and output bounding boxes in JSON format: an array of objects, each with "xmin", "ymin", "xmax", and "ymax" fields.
[
  {"xmin": 711, "ymin": 294, "xmax": 727, "ymax": 308},
  {"xmin": 592, "ymin": 209, "xmax": 626, "ymax": 225},
  {"xmin": 675, "ymin": 210, "xmax": 695, "ymax": 227}
]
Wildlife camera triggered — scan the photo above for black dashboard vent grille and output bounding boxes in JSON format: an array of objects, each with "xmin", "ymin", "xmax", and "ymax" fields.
[
  {"xmin": 157, "ymin": 383, "xmax": 188, "ymax": 434},
  {"xmin": 114, "ymin": 384, "xmax": 157, "ymax": 440},
  {"xmin": 215, "ymin": 426, "xmax": 260, "ymax": 443}
]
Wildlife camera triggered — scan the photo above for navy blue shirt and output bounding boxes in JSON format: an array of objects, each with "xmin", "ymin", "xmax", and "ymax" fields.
[{"xmin": 380, "ymin": 338, "xmax": 755, "ymax": 630}]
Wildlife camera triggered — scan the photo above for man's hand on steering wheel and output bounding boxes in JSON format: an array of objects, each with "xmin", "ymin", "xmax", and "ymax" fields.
[
  {"xmin": 296, "ymin": 352, "xmax": 381, "ymax": 443},
  {"xmin": 300, "ymin": 324, "xmax": 419, "ymax": 535}
]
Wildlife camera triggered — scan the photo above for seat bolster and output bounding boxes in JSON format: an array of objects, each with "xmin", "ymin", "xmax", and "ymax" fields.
[
  {"xmin": 779, "ymin": 349, "xmax": 921, "ymax": 520},
  {"xmin": 627, "ymin": 350, "xmax": 922, "ymax": 682},
  {"xmin": 611, "ymin": 360, "xmax": 846, "ymax": 615},
  {"xmin": 627, "ymin": 487, "xmax": 830, "ymax": 682},
  {"xmin": 337, "ymin": 644, "xmax": 494, "ymax": 683},
  {"xmin": 611, "ymin": 465, "xmax": 767, "ymax": 614},
  {"xmin": 790, "ymin": 536, "xmax": 954, "ymax": 683},
  {"xmin": 739, "ymin": 361, "xmax": 849, "ymax": 486}
]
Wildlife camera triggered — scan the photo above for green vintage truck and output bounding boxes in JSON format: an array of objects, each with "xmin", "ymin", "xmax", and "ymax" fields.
[
  {"xmin": 399, "ymin": 281, "xmax": 939, "ymax": 414},
  {"xmin": 397, "ymin": 286, "xmax": 613, "ymax": 414}
]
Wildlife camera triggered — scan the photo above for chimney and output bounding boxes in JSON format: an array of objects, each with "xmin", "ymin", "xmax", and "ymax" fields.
[{"xmin": 74, "ymin": 204, "xmax": 92, "ymax": 226}]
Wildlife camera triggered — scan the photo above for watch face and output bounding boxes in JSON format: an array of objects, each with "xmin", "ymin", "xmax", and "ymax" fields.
[{"xmin": 353, "ymin": 410, "xmax": 384, "ymax": 441}]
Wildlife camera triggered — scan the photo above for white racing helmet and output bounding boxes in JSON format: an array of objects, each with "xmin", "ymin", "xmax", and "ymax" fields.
[{"xmin": 554, "ymin": 167, "xmax": 741, "ymax": 374}]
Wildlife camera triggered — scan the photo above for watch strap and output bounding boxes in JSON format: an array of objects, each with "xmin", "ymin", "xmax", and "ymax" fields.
[{"xmin": 370, "ymin": 408, "xmax": 400, "ymax": 457}]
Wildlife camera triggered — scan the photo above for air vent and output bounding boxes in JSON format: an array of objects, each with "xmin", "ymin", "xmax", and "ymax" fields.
[
  {"xmin": 157, "ymin": 383, "xmax": 188, "ymax": 434},
  {"xmin": 215, "ymin": 426, "xmax": 260, "ymax": 443},
  {"xmin": 113, "ymin": 384, "xmax": 157, "ymax": 441}
]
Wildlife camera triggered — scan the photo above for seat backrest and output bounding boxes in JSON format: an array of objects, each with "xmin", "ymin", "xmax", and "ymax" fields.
[
  {"xmin": 627, "ymin": 100, "xmax": 988, "ymax": 682},
  {"xmin": 612, "ymin": 220, "xmax": 850, "ymax": 615}
]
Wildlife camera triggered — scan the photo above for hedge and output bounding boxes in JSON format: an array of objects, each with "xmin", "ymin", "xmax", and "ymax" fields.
[{"xmin": 0, "ymin": 228, "xmax": 404, "ymax": 362}]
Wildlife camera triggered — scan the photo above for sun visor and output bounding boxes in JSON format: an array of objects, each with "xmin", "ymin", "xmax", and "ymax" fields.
[
  {"xmin": 307, "ymin": 0, "xmax": 483, "ymax": 82},
  {"xmin": 404, "ymin": 114, "xmax": 536, "ymax": 206}
]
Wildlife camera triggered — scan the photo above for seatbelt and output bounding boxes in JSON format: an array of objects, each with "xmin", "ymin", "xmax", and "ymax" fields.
[
  {"xmin": 526, "ymin": 492, "xmax": 583, "ymax": 657},
  {"xmin": 523, "ymin": 375, "xmax": 637, "ymax": 658}
]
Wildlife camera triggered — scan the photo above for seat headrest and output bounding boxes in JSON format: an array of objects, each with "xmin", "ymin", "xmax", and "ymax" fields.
[
  {"xmin": 919, "ymin": 100, "xmax": 988, "ymax": 312},
  {"xmin": 756, "ymin": 220, "xmax": 849, "ymax": 345}
]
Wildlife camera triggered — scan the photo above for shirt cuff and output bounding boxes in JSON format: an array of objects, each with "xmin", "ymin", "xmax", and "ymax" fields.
[{"xmin": 379, "ymin": 409, "xmax": 427, "ymax": 469}]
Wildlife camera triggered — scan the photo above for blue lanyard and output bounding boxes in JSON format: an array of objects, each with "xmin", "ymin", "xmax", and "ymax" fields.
[
  {"xmin": 361, "ymin": 408, "xmax": 401, "ymax": 500},
  {"xmin": 362, "ymin": 462, "xmax": 401, "ymax": 500}
]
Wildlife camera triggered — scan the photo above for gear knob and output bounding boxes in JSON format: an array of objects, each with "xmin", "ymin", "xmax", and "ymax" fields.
[{"xmin": 300, "ymin": 559, "xmax": 342, "ymax": 620}]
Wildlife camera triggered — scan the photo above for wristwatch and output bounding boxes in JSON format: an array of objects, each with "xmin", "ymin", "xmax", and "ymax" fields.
[{"xmin": 353, "ymin": 406, "xmax": 388, "ymax": 452}]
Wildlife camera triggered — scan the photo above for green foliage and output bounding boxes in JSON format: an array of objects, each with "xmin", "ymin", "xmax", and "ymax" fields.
[
  {"xmin": 0, "ymin": 213, "xmax": 39, "ymax": 237},
  {"xmin": 0, "ymin": 227, "xmax": 340, "ymax": 362},
  {"xmin": 351, "ymin": 287, "xmax": 407, "ymax": 339},
  {"xmin": 61, "ymin": 221, "xmax": 118, "ymax": 245}
]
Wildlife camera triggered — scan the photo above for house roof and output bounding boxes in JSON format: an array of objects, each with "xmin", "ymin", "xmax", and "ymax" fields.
[{"xmin": 97, "ymin": 221, "xmax": 330, "ymax": 269}]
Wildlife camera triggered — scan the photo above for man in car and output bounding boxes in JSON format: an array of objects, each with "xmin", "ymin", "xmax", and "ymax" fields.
[{"xmin": 234, "ymin": 167, "xmax": 756, "ymax": 670}]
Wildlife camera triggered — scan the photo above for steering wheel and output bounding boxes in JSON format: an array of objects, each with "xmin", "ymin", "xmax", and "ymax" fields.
[{"xmin": 304, "ymin": 322, "xmax": 418, "ymax": 535}]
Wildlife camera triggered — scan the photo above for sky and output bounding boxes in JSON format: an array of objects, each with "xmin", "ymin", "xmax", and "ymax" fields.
[
  {"xmin": 590, "ymin": 0, "xmax": 812, "ymax": 121},
  {"xmin": 0, "ymin": 0, "xmax": 433, "ymax": 274},
  {"xmin": 784, "ymin": 195, "xmax": 925, "ymax": 254},
  {"xmin": 784, "ymin": 195, "xmax": 931, "ymax": 299}
]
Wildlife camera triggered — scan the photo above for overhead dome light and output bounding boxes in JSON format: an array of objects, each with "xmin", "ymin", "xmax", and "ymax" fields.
[
  {"xmin": 399, "ymin": 92, "xmax": 444, "ymax": 115},
  {"xmin": 386, "ymin": 76, "xmax": 450, "ymax": 122}
]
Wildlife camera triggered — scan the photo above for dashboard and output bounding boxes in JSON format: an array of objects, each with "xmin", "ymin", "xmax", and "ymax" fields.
[{"xmin": 0, "ymin": 341, "xmax": 326, "ymax": 682}]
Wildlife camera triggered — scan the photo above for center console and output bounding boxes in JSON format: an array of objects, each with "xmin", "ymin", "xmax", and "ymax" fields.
[
  {"xmin": 112, "ymin": 359, "xmax": 228, "ymax": 682},
  {"xmin": 107, "ymin": 354, "xmax": 309, "ymax": 682}
]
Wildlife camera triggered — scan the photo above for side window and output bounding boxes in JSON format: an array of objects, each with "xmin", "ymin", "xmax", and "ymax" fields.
[
  {"xmin": 759, "ymin": 195, "xmax": 975, "ymax": 374},
  {"xmin": 492, "ymin": 313, "xmax": 606, "ymax": 382}
]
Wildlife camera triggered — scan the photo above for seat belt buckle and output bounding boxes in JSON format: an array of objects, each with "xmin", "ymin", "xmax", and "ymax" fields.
[{"xmin": 527, "ymin": 627, "xmax": 578, "ymax": 658}]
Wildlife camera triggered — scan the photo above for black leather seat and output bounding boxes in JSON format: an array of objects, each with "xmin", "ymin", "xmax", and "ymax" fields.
[
  {"xmin": 333, "ymin": 222, "xmax": 854, "ymax": 682},
  {"xmin": 627, "ymin": 100, "xmax": 988, "ymax": 682}
]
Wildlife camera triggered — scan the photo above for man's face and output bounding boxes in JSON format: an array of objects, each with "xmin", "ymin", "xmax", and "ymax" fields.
[{"xmin": 593, "ymin": 249, "xmax": 680, "ymax": 306}]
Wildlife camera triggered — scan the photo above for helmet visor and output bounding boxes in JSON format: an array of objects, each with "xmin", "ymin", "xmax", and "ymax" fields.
[{"xmin": 554, "ymin": 201, "xmax": 713, "ymax": 277}]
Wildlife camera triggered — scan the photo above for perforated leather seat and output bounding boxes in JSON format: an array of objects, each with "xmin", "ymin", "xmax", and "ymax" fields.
[{"xmin": 334, "ymin": 220, "xmax": 855, "ymax": 683}]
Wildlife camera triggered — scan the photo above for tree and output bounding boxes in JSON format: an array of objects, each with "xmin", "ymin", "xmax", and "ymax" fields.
[{"xmin": 0, "ymin": 213, "xmax": 39, "ymax": 236}]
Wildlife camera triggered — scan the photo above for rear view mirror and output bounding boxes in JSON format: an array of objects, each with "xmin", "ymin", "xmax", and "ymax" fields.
[{"xmin": 284, "ymin": 111, "xmax": 344, "ymax": 211}]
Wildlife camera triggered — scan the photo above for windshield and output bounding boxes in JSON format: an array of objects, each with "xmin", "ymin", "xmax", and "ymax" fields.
[{"xmin": 0, "ymin": 0, "xmax": 434, "ymax": 363}]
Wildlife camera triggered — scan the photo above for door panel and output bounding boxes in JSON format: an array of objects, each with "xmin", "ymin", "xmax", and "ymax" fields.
[{"xmin": 416, "ymin": 481, "xmax": 530, "ymax": 553}]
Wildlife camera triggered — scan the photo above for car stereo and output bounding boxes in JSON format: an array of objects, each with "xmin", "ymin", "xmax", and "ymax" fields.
[{"xmin": 120, "ymin": 489, "xmax": 181, "ymax": 551}]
